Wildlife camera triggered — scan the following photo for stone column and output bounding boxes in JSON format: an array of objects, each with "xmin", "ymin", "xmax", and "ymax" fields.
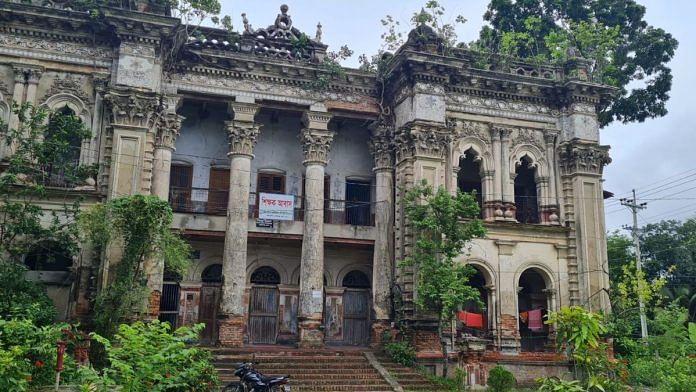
[
  {"xmin": 495, "ymin": 240, "xmax": 520, "ymax": 354},
  {"xmin": 298, "ymin": 109, "xmax": 333, "ymax": 348},
  {"xmin": 0, "ymin": 67, "xmax": 27, "ymax": 160},
  {"xmin": 151, "ymin": 95, "xmax": 183, "ymax": 200},
  {"xmin": 218, "ymin": 101, "xmax": 261, "ymax": 347},
  {"xmin": 498, "ymin": 126, "xmax": 516, "ymax": 221},
  {"xmin": 541, "ymin": 132, "xmax": 560, "ymax": 224},
  {"xmin": 488, "ymin": 127, "xmax": 504, "ymax": 220},
  {"xmin": 144, "ymin": 95, "xmax": 184, "ymax": 319},
  {"xmin": 368, "ymin": 121, "xmax": 394, "ymax": 345}
]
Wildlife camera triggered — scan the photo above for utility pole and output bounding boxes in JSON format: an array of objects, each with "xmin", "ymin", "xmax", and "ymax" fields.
[{"xmin": 620, "ymin": 189, "xmax": 648, "ymax": 340}]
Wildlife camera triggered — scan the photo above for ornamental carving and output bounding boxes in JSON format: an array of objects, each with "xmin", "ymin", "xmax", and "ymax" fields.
[
  {"xmin": 446, "ymin": 118, "xmax": 490, "ymax": 142},
  {"xmin": 300, "ymin": 129, "xmax": 334, "ymax": 165},
  {"xmin": 225, "ymin": 121, "xmax": 261, "ymax": 157},
  {"xmin": 368, "ymin": 120, "xmax": 394, "ymax": 170},
  {"xmin": 103, "ymin": 87, "xmax": 159, "ymax": 128},
  {"xmin": 40, "ymin": 74, "xmax": 91, "ymax": 104},
  {"xmin": 512, "ymin": 128, "xmax": 544, "ymax": 151},
  {"xmin": 559, "ymin": 141, "xmax": 611, "ymax": 175},
  {"xmin": 394, "ymin": 122, "xmax": 452, "ymax": 162},
  {"xmin": 0, "ymin": 34, "xmax": 112, "ymax": 59},
  {"xmin": 155, "ymin": 97, "xmax": 184, "ymax": 151}
]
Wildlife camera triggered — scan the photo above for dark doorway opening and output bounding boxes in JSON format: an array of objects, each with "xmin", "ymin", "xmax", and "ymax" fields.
[{"xmin": 515, "ymin": 157, "xmax": 539, "ymax": 224}]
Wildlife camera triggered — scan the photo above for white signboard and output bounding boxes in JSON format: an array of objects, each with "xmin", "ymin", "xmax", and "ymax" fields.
[{"xmin": 258, "ymin": 193, "xmax": 295, "ymax": 221}]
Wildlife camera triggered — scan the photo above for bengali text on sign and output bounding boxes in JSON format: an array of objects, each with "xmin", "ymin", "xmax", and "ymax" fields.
[{"xmin": 258, "ymin": 193, "xmax": 295, "ymax": 221}]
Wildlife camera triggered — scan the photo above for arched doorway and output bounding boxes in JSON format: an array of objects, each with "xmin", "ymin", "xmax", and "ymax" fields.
[
  {"xmin": 199, "ymin": 263, "xmax": 222, "ymax": 345},
  {"xmin": 458, "ymin": 268, "xmax": 488, "ymax": 337},
  {"xmin": 248, "ymin": 266, "xmax": 281, "ymax": 344},
  {"xmin": 341, "ymin": 270, "xmax": 370, "ymax": 346},
  {"xmin": 514, "ymin": 157, "xmax": 539, "ymax": 223},
  {"xmin": 518, "ymin": 269, "xmax": 550, "ymax": 352},
  {"xmin": 159, "ymin": 270, "xmax": 182, "ymax": 328}
]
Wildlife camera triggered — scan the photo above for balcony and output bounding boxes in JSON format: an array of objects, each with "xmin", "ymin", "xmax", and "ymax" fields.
[{"xmin": 168, "ymin": 187, "xmax": 375, "ymax": 227}]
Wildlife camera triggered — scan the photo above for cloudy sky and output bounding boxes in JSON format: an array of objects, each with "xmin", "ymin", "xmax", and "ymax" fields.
[{"xmin": 221, "ymin": 0, "xmax": 694, "ymax": 232}]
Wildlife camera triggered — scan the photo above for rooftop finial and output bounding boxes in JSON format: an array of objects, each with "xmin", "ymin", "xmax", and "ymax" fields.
[
  {"xmin": 315, "ymin": 22, "xmax": 322, "ymax": 42},
  {"xmin": 242, "ymin": 13, "xmax": 253, "ymax": 34}
]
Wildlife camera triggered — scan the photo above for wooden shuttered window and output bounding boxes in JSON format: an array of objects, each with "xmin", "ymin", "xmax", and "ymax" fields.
[
  {"xmin": 207, "ymin": 168, "xmax": 230, "ymax": 215},
  {"xmin": 257, "ymin": 173, "xmax": 286, "ymax": 194},
  {"xmin": 169, "ymin": 165, "xmax": 192, "ymax": 212}
]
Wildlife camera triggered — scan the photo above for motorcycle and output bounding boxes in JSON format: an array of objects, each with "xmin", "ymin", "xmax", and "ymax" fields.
[{"xmin": 223, "ymin": 362, "xmax": 290, "ymax": 392}]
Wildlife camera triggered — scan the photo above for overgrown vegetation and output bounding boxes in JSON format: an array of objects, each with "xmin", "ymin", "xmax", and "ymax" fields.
[
  {"xmin": 487, "ymin": 365, "xmax": 515, "ymax": 392},
  {"xmin": 80, "ymin": 194, "xmax": 191, "ymax": 338}
]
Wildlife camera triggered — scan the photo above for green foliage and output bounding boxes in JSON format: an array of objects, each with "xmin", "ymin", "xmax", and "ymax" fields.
[
  {"xmin": 88, "ymin": 321, "xmax": 218, "ymax": 391},
  {"xmin": 0, "ymin": 103, "xmax": 89, "ymax": 262},
  {"xmin": 535, "ymin": 377, "xmax": 584, "ymax": 392},
  {"xmin": 486, "ymin": 365, "xmax": 515, "ymax": 392},
  {"xmin": 647, "ymin": 304, "xmax": 696, "ymax": 359},
  {"xmin": 627, "ymin": 356, "xmax": 696, "ymax": 391},
  {"xmin": 0, "ymin": 318, "xmax": 81, "ymax": 391},
  {"xmin": 400, "ymin": 182, "xmax": 486, "ymax": 321},
  {"xmin": 80, "ymin": 195, "xmax": 191, "ymax": 338},
  {"xmin": 309, "ymin": 45, "xmax": 354, "ymax": 91},
  {"xmin": 479, "ymin": 0, "xmax": 678, "ymax": 127},
  {"xmin": 0, "ymin": 263, "xmax": 56, "ymax": 326},
  {"xmin": 384, "ymin": 340, "xmax": 416, "ymax": 367}
]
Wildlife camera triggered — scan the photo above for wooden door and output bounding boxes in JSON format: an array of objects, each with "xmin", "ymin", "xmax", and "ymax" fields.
[
  {"xmin": 198, "ymin": 284, "xmax": 221, "ymax": 346},
  {"xmin": 208, "ymin": 168, "xmax": 229, "ymax": 214},
  {"xmin": 342, "ymin": 289, "xmax": 370, "ymax": 346},
  {"xmin": 248, "ymin": 285, "xmax": 279, "ymax": 344}
]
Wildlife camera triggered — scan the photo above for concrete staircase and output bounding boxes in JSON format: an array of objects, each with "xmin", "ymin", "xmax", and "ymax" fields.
[
  {"xmin": 373, "ymin": 353, "xmax": 447, "ymax": 392},
  {"xmin": 211, "ymin": 347, "xmax": 394, "ymax": 392}
]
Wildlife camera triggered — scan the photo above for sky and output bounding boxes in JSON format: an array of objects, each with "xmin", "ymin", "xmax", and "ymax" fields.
[{"xmin": 220, "ymin": 0, "xmax": 696, "ymax": 232}]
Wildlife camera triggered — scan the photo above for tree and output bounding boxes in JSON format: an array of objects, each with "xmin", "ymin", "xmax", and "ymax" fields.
[
  {"xmin": 400, "ymin": 181, "xmax": 486, "ymax": 373},
  {"xmin": 478, "ymin": 0, "xmax": 678, "ymax": 127}
]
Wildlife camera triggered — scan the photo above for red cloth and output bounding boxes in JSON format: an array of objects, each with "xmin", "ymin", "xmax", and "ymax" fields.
[
  {"xmin": 528, "ymin": 309, "xmax": 543, "ymax": 331},
  {"xmin": 456, "ymin": 311, "xmax": 483, "ymax": 328}
]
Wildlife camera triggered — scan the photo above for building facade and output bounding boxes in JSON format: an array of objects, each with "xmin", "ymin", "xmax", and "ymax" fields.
[{"xmin": 0, "ymin": 1, "xmax": 613, "ymax": 382}]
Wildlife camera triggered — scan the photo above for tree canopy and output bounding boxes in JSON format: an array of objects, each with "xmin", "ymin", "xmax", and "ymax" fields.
[{"xmin": 477, "ymin": 0, "xmax": 678, "ymax": 127}]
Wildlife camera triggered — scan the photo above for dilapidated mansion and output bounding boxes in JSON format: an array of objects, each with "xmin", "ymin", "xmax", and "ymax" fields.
[{"xmin": 0, "ymin": 0, "xmax": 613, "ymax": 382}]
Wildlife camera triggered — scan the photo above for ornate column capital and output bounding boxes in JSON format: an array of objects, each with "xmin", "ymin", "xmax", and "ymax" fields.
[
  {"xmin": 11, "ymin": 64, "xmax": 43, "ymax": 84},
  {"xmin": 301, "ymin": 110, "xmax": 333, "ymax": 166},
  {"xmin": 226, "ymin": 101, "xmax": 261, "ymax": 158},
  {"xmin": 393, "ymin": 120, "xmax": 452, "ymax": 163},
  {"xmin": 494, "ymin": 125, "xmax": 513, "ymax": 141},
  {"xmin": 368, "ymin": 120, "xmax": 394, "ymax": 171},
  {"xmin": 103, "ymin": 86, "xmax": 160, "ymax": 128},
  {"xmin": 559, "ymin": 140, "xmax": 611, "ymax": 176},
  {"xmin": 154, "ymin": 94, "xmax": 184, "ymax": 151},
  {"xmin": 543, "ymin": 132, "xmax": 558, "ymax": 146}
]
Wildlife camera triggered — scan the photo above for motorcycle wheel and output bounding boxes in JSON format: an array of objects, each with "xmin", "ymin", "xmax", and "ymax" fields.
[{"xmin": 222, "ymin": 381, "xmax": 246, "ymax": 392}]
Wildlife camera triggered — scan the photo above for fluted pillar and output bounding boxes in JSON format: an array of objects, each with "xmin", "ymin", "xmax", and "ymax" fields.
[
  {"xmin": 541, "ymin": 133, "xmax": 560, "ymax": 224},
  {"xmin": 368, "ymin": 121, "xmax": 394, "ymax": 345},
  {"xmin": 298, "ymin": 110, "xmax": 333, "ymax": 348},
  {"xmin": 24, "ymin": 68, "xmax": 42, "ymax": 106},
  {"xmin": 218, "ymin": 101, "xmax": 261, "ymax": 347}
]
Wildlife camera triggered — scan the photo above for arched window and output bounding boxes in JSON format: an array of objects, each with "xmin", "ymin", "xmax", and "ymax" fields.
[
  {"xmin": 458, "ymin": 267, "xmax": 488, "ymax": 336},
  {"xmin": 24, "ymin": 241, "xmax": 73, "ymax": 271},
  {"xmin": 250, "ymin": 266, "xmax": 281, "ymax": 285},
  {"xmin": 201, "ymin": 264, "xmax": 223, "ymax": 283},
  {"xmin": 514, "ymin": 157, "xmax": 539, "ymax": 224},
  {"xmin": 518, "ymin": 269, "xmax": 550, "ymax": 352},
  {"xmin": 44, "ymin": 105, "xmax": 84, "ymax": 187},
  {"xmin": 458, "ymin": 148, "xmax": 483, "ymax": 215},
  {"xmin": 342, "ymin": 270, "xmax": 370, "ymax": 289}
]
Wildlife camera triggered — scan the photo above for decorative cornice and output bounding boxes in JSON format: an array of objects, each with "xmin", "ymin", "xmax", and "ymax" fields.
[
  {"xmin": 559, "ymin": 139, "xmax": 611, "ymax": 176},
  {"xmin": 393, "ymin": 121, "xmax": 452, "ymax": 163},
  {"xmin": 103, "ymin": 86, "xmax": 160, "ymax": 129}
]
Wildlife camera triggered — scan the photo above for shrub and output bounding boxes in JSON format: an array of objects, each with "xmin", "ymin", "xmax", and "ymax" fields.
[
  {"xmin": 487, "ymin": 365, "xmax": 515, "ymax": 392},
  {"xmin": 536, "ymin": 377, "xmax": 584, "ymax": 392},
  {"xmin": 385, "ymin": 340, "xmax": 416, "ymax": 367},
  {"xmin": 0, "ymin": 318, "xmax": 79, "ymax": 392},
  {"xmin": 91, "ymin": 320, "xmax": 218, "ymax": 391},
  {"xmin": 0, "ymin": 263, "xmax": 56, "ymax": 326}
]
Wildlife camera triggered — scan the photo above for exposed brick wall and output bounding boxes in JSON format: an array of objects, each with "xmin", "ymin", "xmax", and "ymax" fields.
[
  {"xmin": 500, "ymin": 313, "xmax": 518, "ymax": 336},
  {"xmin": 411, "ymin": 329, "xmax": 443, "ymax": 359},
  {"xmin": 218, "ymin": 315, "xmax": 245, "ymax": 347},
  {"xmin": 147, "ymin": 290, "xmax": 161, "ymax": 319},
  {"xmin": 369, "ymin": 320, "xmax": 393, "ymax": 348}
]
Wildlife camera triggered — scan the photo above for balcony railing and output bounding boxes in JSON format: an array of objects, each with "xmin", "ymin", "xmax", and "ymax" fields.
[{"xmin": 169, "ymin": 187, "xmax": 375, "ymax": 226}]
